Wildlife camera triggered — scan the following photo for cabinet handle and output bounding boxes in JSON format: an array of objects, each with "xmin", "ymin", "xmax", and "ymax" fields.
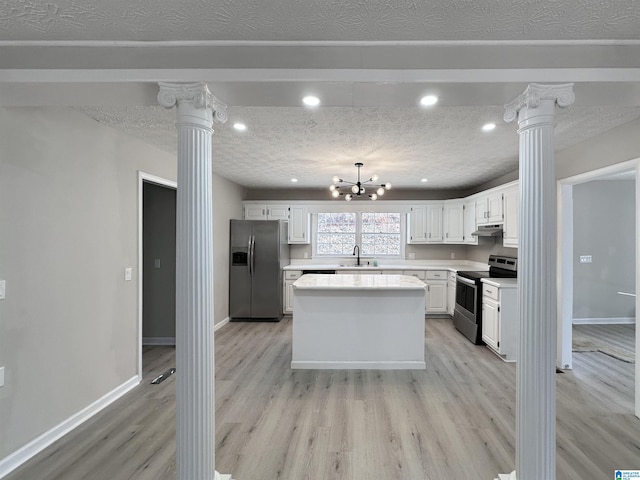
[{"xmin": 262, "ymin": 209, "xmax": 266, "ymax": 215}]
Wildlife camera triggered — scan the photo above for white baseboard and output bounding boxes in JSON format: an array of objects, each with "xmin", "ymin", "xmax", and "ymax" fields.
[
  {"xmin": 0, "ymin": 376, "xmax": 139, "ymax": 479},
  {"xmin": 573, "ymin": 317, "xmax": 635, "ymax": 325},
  {"xmin": 214, "ymin": 317, "xmax": 230, "ymax": 331},
  {"xmin": 142, "ymin": 336, "xmax": 176, "ymax": 345},
  {"xmin": 291, "ymin": 360, "xmax": 426, "ymax": 370}
]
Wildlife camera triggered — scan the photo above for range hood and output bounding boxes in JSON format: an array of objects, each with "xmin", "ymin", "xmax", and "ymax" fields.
[{"xmin": 471, "ymin": 224, "xmax": 504, "ymax": 237}]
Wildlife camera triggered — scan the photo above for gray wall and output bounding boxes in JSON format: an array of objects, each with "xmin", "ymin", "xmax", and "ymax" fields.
[
  {"xmin": 0, "ymin": 107, "xmax": 177, "ymax": 459},
  {"xmin": 143, "ymin": 182, "xmax": 177, "ymax": 340},
  {"xmin": 573, "ymin": 180, "xmax": 636, "ymax": 319}
]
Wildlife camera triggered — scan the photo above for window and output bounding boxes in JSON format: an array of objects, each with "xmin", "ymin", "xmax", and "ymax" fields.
[{"xmin": 315, "ymin": 212, "xmax": 402, "ymax": 257}]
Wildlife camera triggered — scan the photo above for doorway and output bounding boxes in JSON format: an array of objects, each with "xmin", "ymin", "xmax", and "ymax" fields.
[{"xmin": 137, "ymin": 172, "xmax": 177, "ymax": 380}]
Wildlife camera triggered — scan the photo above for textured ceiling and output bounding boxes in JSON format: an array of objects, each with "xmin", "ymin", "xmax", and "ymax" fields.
[
  {"xmin": 76, "ymin": 104, "xmax": 640, "ymax": 190},
  {"xmin": 5, "ymin": 0, "xmax": 640, "ymax": 191},
  {"xmin": 2, "ymin": 0, "xmax": 640, "ymax": 42}
]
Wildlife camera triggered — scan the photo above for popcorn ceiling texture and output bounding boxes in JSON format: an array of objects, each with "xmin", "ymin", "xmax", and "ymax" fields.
[
  {"xmin": 2, "ymin": 0, "xmax": 640, "ymax": 41},
  {"xmin": 75, "ymin": 105, "xmax": 640, "ymax": 189}
]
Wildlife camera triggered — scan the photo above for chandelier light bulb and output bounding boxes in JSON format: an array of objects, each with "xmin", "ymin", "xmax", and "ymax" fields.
[
  {"xmin": 385, "ymin": 183, "xmax": 392, "ymax": 190},
  {"xmin": 377, "ymin": 187, "xmax": 385, "ymax": 196},
  {"xmin": 332, "ymin": 176, "xmax": 340, "ymax": 183},
  {"xmin": 329, "ymin": 184, "xmax": 336, "ymax": 191},
  {"xmin": 351, "ymin": 185, "xmax": 359, "ymax": 194},
  {"xmin": 371, "ymin": 193, "xmax": 378, "ymax": 201},
  {"xmin": 332, "ymin": 190, "xmax": 340, "ymax": 198},
  {"xmin": 345, "ymin": 194, "xmax": 352, "ymax": 201},
  {"xmin": 371, "ymin": 174, "xmax": 379, "ymax": 182}
]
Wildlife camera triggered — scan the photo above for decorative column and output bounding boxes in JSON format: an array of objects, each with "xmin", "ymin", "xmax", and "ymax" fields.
[
  {"xmin": 158, "ymin": 82, "xmax": 231, "ymax": 480},
  {"xmin": 497, "ymin": 84, "xmax": 574, "ymax": 480}
]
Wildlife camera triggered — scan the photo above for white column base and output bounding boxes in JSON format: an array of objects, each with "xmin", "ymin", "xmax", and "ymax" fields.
[
  {"xmin": 496, "ymin": 471, "xmax": 517, "ymax": 480},
  {"xmin": 216, "ymin": 473, "xmax": 233, "ymax": 480}
]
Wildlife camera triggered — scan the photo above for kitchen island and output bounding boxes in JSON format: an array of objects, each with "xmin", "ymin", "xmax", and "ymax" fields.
[{"xmin": 291, "ymin": 274, "xmax": 426, "ymax": 369}]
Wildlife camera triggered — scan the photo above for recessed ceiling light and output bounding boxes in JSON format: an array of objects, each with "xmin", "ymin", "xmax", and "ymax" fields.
[
  {"xmin": 233, "ymin": 122, "xmax": 247, "ymax": 131},
  {"xmin": 482, "ymin": 123, "xmax": 496, "ymax": 132},
  {"xmin": 421, "ymin": 178, "xmax": 428, "ymax": 183},
  {"xmin": 420, "ymin": 95, "xmax": 438, "ymax": 106},
  {"xmin": 302, "ymin": 95, "xmax": 320, "ymax": 107},
  {"xmin": 291, "ymin": 178, "xmax": 298, "ymax": 183}
]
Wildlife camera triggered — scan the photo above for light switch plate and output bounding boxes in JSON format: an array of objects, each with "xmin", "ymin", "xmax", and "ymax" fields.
[
  {"xmin": 124, "ymin": 268, "xmax": 132, "ymax": 281},
  {"xmin": 154, "ymin": 258, "xmax": 161, "ymax": 269},
  {"xmin": 0, "ymin": 280, "xmax": 5, "ymax": 300},
  {"xmin": 579, "ymin": 255, "xmax": 592, "ymax": 264},
  {"xmin": 0, "ymin": 367, "xmax": 5, "ymax": 387}
]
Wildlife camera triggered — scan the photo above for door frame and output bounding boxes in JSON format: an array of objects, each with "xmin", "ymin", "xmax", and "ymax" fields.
[
  {"xmin": 557, "ymin": 158, "xmax": 639, "ymax": 417},
  {"xmin": 137, "ymin": 171, "xmax": 177, "ymax": 381}
]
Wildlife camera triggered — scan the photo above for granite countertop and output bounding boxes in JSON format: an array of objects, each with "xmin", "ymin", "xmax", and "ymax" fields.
[
  {"xmin": 481, "ymin": 277, "xmax": 518, "ymax": 288},
  {"xmin": 284, "ymin": 261, "xmax": 488, "ymax": 272},
  {"xmin": 292, "ymin": 274, "xmax": 427, "ymax": 290}
]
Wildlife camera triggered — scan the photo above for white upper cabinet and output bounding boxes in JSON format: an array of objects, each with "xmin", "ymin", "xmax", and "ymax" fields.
[
  {"xmin": 407, "ymin": 205, "xmax": 428, "ymax": 244},
  {"xmin": 426, "ymin": 204, "xmax": 443, "ymax": 243},
  {"xmin": 463, "ymin": 199, "xmax": 478, "ymax": 245},
  {"xmin": 244, "ymin": 204, "xmax": 289, "ymax": 221},
  {"xmin": 476, "ymin": 192, "xmax": 504, "ymax": 225},
  {"xmin": 287, "ymin": 206, "xmax": 310, "ymax": 244},
  {"xmin": 443, "ymin": 202, "xmax": 464, "ymax": 243},
  {"xmin": 502, "ymin": 185, "xmax": 519, "ymax": 248}
]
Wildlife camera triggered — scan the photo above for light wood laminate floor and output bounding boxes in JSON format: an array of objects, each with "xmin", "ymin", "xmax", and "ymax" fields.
[{"xmin": 6, "ymin": 317, "xmax": 639, "ymax": 480}]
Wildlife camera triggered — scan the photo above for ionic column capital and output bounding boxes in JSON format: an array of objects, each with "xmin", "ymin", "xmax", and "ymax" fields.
[
  {"xmin": 504, "ymin": 83, "xmax": 575, "ymax": 123},
  {"xmin": 157, "ymin": 81, "xmax": 228, "ymax": 124}
]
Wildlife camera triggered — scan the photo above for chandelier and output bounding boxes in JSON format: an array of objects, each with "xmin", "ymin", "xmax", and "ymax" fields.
[{"xmin": 329, "ymin": 162, "xmax": 392, "ymax": 201}]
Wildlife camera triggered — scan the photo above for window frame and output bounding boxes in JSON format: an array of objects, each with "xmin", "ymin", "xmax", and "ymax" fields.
[{"xmin": 312, "ymin": 210, "xmax": 406, "ymax": 259}]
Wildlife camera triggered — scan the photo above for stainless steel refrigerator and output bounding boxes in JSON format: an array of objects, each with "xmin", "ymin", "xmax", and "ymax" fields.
[{"xmin": 229, "ymin": 220, "xmax": 289, "ymax": 320}]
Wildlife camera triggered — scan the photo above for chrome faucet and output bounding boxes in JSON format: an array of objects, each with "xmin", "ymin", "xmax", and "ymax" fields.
[{"xmin": 352, "ymin": 245, "xmax": 360, "ymax": 266}]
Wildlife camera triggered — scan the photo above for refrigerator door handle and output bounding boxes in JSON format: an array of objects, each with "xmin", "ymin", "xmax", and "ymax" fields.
[
  {"xmin": 247, "ymin": 235, "xmax": 253, "ymax": 276},
  {"xmin": 250, "ymin": 235, "xmax": 256, "ymax": 277}
]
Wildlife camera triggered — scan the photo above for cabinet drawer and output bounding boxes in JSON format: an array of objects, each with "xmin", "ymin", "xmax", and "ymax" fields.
[
  {"xmin": 482, "ymin": 283, "xmax": 499, "ymax": 301},
  {"xmin": 448, "ymin": 272, "xmax": 456, "ymax": 283},
  {"xmin": 285, "ymin": 270, "xmax": 303, "ymax": 280},
  {"xmin": 426, "ymin": 270, "xmax": 446, "ymax": 280},
  {"xmin": 403, "ymin": 270, "xmax": 426, "ymax": 280}
]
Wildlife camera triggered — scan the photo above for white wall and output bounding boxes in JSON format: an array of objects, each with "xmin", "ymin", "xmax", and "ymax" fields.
[
  {"xmin": 572, "ymin": 180, "xmax": 635, "ymax": 320},
  {"xmin": 0, "ymin": 107, "xmax": 177, "ymax": 459}
]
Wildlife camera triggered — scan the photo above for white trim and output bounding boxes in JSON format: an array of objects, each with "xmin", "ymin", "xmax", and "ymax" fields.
[
  {"xmin": 572, "ymin": 317, "xmax": 635, "ymax": 325},
  {"xmin": 142, "ymin": 336, "xmax": 176, "ymax": 345},
  {"xmin": 0, "ymin": 376, "xmax": 139, "ymax": 479},
  {"xmin": 291, "ymin": 361, "xmax": 426, "ymax": 370},
  {"xmin": 214, "ymin": 317, "xmax": 230, "ymax": 332},
  {"xmin": 137, "ymin": 172, "xmax": 177, "ymax": 382},
  {"xmin": 557, "ymin": 184, "xmax": 574, "ymax": 370}
]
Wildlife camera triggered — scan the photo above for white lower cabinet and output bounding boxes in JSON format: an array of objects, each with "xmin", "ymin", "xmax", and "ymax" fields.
[
  {"xmin": 447, "ymin": 272, "xmax": 456, "ymax": 316},
  {"xmin": 425, "ymin": 271, "xmax": 447, "ymax": 314},
  {"xmin": 481, "ymin": 280, "xmax": 518, "ymax": 361},
  {"xmin": 283, "ymin": 270, "xmax": 302, "ymax": 314}
]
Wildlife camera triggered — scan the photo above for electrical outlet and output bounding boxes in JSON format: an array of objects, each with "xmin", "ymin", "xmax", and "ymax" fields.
[
  {"xmin": 124, "ymin": 268, "xmax": 133, "ymax": 281},
  {"xmin": 0, "ymin": 367, "xmax": 5, "ymax": 387},
  {"xmin": 408, "ymin": 252, "xmax": 416, "ymax": 260},
  {"xmin": 579, "ymin": 255, "xmax": 592, "ymax": 264},
  {"xmin": 450, "ymin": 252, "xmax": 456, "ymax": 259},
  {"xmin": 0, "ymin": 280, "xmax": 5, "ymax": 300},
  {"xmin": 303, "ymin": 252, "xmax": 309, "ymax": 259},
  {"xmin": 154, "ymin": 258, "xmax": 161, "ymax": 269}
]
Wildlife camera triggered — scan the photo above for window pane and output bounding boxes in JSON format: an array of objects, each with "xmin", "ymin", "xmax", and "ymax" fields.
[
  {"xmin": 360, "ymin": 213, "xmax": 401, "ymax": 256},
  {"xmin": 316, "ymin": 213, "xmax": 357, "ymax": 255}
]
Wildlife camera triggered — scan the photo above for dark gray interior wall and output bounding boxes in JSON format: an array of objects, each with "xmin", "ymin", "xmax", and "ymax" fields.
[
  {"xmin": 143, "ymin": 182, "xmax": 176, "ymax": 339},
  {"xmin": 245, "ymin": 188, "xmax": 470, "ymax": 201},
  {"xmin": 573, "ymin": 179, "xmax": 636, "ymax": 320},
  {"xmin": 465, "ymin": 237, "xmax": 518, "ymax": 263}
]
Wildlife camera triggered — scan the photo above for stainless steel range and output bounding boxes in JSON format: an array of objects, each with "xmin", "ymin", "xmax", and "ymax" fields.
[{"xmin": 453, "ymin": 255, "xmax": 517, "ymax": 344}]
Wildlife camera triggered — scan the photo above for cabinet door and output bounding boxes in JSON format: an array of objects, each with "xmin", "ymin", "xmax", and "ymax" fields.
[
  {"xmin": 476, "ymin": 197, "xmax": 487, "ymax": 224},
  {"xmin": 267, "ymin": 205, "xmax": 289, "ymax": 221},
  {"xmin": 487, "ymin": 192, "xmax": 504, "ymax": 223},
  {"xmin": 444, "ymin": 203, "xmax": 464, "ymax": 243},
  {"xmin": 503, "ymin": 186, "xmax": 519, "ymax": 248},
  {"xmin": 408, "ymin": 206, "xmax": 428, "ymax": 243},
  {"xmin": 284, "ymin": 281, "xmax": 294, "ymax": 314},
  {"xmin": 288, "ymin": 206, "xmax": 310, "ymax": 244},
  {"xmin": 426, "ymin": 204, "xmax": 443, "ymax": 242},
  {"xmin": 463, "ymin": 200, "xmax": 478, "ymax": 244},
  {"xmin": 244, "ymin": 204, "xmax": 267, "ymax": 220},
  {"xmin": 426, "ymin": 281, "xmax": 447, "ymax": 313},
  {"xmin": 482, "ymin": 298, "xmax": 500, "ymax": 350}
]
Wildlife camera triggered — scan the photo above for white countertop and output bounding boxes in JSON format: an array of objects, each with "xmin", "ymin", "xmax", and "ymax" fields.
[
  {"xmin": 481, "ymin": 277, "xmax": 518, "ymax": 288},
  {"xmin": 293, "ymin": 274, "xmax": 427, "ymax": 290},
  {"xmin": 285, "ymin": 260, "xmax": 488, "ymax": 272}
]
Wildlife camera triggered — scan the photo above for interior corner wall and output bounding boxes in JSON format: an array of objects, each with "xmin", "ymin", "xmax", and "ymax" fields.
[
  {"xmin": 212, "ymin": 173, "xmax": 245, "ymax": 325},
  {"xmin": 572, "ymin": 180, "xmax": 635, "ymax": 320},
  {"xmin": 0, "ymin": 107, "xmax": 176, "ymax": 460}
]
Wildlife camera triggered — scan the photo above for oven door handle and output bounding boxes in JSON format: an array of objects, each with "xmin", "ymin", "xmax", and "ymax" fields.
[{"xmin": 456, "ymin": 276, "xmax": 478, "ymax": 287}]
